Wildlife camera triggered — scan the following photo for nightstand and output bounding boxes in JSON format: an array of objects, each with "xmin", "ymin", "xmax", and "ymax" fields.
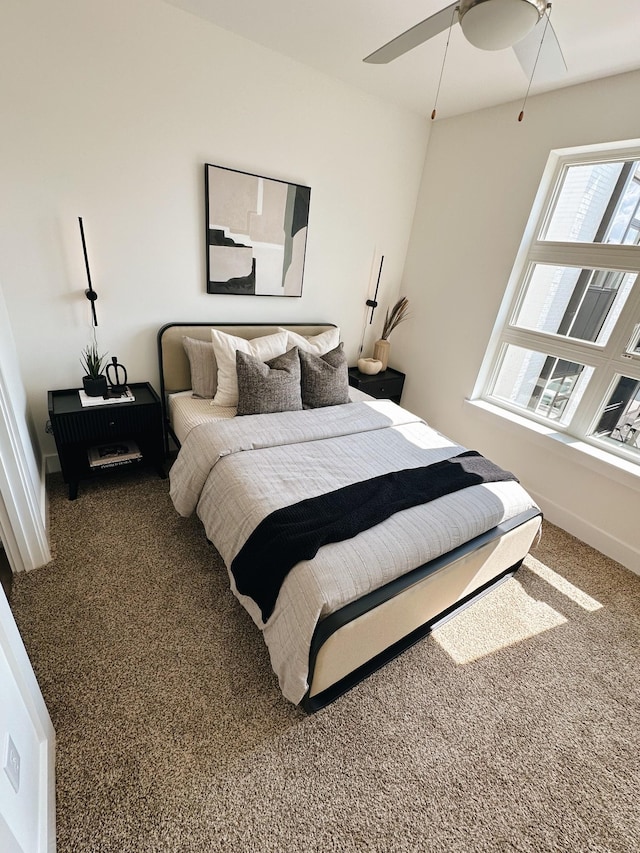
[
  {"xmin": 48, "ymin": 382, "xmax": 166, "ymax": 500},
  {"xmin": 348, "ymin": 366, "xmax": 405, "ymax": 404}
]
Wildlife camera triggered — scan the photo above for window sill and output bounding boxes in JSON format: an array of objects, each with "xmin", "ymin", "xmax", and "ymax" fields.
[{"xmin": 465, "ymin": 398, "xmax": 640, "ymax": 494}]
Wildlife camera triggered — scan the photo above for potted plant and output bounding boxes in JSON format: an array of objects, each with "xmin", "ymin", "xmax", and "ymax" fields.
[
  {"xmin": 373, "ymin": 296, "xmax": 410, "ymax": 370},
  {"xmin": 80, "ymin": 342, "xmax": 108, "ymax": 397}
]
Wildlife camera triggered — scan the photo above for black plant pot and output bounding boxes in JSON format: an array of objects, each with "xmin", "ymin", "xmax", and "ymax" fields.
[{"xmin": 82, "ymin": 375, "xmax": 108, "ymax": 397}]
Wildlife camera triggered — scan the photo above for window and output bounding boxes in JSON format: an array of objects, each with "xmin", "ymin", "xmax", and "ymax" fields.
[{"xmin": 476, "ymin": 141, "xmax": 640, "ymax": 468}]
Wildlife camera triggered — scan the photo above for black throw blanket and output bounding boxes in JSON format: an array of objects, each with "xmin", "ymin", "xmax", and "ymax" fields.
[{"xmin": 231, "ymin": 451, "xmax": 517, "ymax": 622}]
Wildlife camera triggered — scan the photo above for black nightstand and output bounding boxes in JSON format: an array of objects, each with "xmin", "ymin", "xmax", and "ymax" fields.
[
  {"xmin": 48, "ymin": 382, "xmax": 166, "ymax": 500},
  {"xmin": 348, "ymin": 366, "xmax": 405, "ymax": 404}
]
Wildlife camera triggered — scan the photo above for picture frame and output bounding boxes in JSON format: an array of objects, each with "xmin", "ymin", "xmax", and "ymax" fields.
[{"xmin": 204, "ymin": 163, "xmax": 310, "ymax": 297}]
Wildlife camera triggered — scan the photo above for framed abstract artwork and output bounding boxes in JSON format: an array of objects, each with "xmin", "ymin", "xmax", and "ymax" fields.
[{"xmin": 204, "ymin": 163, "xmax": 311, "ymax": 297}]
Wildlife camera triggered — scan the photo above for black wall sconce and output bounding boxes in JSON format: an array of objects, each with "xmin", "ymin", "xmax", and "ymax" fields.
[{"xmin": 78, "ymin": 216, "xmax": 98, "ymax": 326}]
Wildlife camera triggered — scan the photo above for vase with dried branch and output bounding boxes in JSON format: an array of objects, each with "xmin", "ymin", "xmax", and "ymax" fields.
[{"xmin": 373, "ymin": 296, "xmax": 409, "ymax": 371}]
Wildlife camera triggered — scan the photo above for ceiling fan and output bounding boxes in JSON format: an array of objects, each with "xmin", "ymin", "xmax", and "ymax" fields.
[{"xmin": 364, "ymin": 0, "xmax": 567, "ymax": 82}]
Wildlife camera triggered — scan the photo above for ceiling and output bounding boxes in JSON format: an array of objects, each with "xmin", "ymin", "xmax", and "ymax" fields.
[{"xmin": 161, "ymin": 0, "xmax": 640, "ymax": 119}]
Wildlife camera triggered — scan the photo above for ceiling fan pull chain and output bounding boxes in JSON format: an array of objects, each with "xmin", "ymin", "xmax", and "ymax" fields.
[
  {"xmin": 518, "ymin": 2, "xmax": 552, "ymax": 122},
  {"xmin": 431, "ymin": 5, "xmax": 458, "ymax": 120}
]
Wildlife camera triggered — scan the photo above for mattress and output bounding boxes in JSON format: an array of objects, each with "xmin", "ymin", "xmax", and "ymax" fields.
[{"xmin": 168, "ymin": 391, "xmax": 236, "ymax": 445}]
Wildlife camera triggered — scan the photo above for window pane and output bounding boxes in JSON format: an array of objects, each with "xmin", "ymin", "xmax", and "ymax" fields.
[
  {"xmin": 491, "ymin": 345, "xmax": 592, "ymax": 424},
  {"xmin": 513, "ymin": 264, "xmax": 636, "ymax": 344},
  {"xmin": 542, "ymin": 160, "xmax": 640, "ymax": 245},
  {"xmin": 591, "ymin": 376, "xmax": 640, "ymax": 457},
  {"xmin": 627, "ymin": 324, "xmax": 640, "ymax": 356}
]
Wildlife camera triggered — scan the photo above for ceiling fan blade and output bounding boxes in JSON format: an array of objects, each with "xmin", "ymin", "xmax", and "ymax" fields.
[
  {"xmin": 363, "ymin": 3, "xmax": 459, "ymax": 64},
  {"xmin": 513, "ymin": 15, "xmax": 567, "ymax": 82}
]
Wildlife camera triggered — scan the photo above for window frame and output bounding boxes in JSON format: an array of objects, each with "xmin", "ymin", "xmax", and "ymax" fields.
[{"xmin": 474, "ymin": 139, "xmax": 640, "ymax": 468}]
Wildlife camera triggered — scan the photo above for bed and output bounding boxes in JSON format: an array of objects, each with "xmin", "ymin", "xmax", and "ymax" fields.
[{"xmin": 159, "ymin": 322, "xmax": 542, "ymax": 712}]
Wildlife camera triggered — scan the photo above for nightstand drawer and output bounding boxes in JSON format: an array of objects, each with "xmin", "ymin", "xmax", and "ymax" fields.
[
  {"xmin": 53, "ymin": 404, "xmax": 157, "ymax": 443},
  {"xmin": 348, "ymin": 366, "xmax": 406, "ymax": 404},
  {"xmin": 359, "ymin": 376, "xmax": 404, "ymax": 399}
]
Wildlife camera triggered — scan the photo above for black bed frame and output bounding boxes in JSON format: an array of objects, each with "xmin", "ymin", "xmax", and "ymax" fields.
[{"xmin": 302, "ymin": 507, "xmax": 540, "ymax": 711}]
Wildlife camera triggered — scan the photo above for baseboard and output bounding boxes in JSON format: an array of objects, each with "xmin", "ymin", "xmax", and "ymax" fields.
[
  {"xmin": 529, "ymin": 488, "xmax": 640, "ymax": 577},
  {"xmin": 44, "ymin": 452, "xmax": 60, "ymax": 475},
  {"xmin": 41, "ymin": 455, "xmax": 52, "ymax": 549}
]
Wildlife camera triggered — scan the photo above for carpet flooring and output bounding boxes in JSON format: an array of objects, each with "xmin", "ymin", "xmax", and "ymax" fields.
[{"xmin": 10, "ymin": 469, "xmax": 640, "ymax": 853}]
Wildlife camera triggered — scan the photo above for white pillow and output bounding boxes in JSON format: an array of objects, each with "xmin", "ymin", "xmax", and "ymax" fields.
[
  {"xmin": 210, "ymin": 329, "xmax": 289, "ymax": 407},
  {"xmin": 278, "ymin": 326, "xmax": 340, "ymax": 355}
]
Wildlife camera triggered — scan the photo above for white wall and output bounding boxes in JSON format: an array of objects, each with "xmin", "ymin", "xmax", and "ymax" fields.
[
  {"xmin": 395, "ymin": 69, "xmax": 640, "ymax": 574},
  {"xmin": 1, "ymin": 0, "xmax": 428, "ymax": 463}
]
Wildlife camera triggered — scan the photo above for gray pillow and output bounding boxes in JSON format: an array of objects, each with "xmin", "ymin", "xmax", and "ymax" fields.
[
  {"xmin": 299, "ymin": 343, "xmax": 350, "ymax": 408},
  {"xmin": 236, "ymin": 347, "xmax": 303, "ymax": 416},
  {"xmin": 182, "ymin": 336, "xmax": 217, "ymax": 398}
]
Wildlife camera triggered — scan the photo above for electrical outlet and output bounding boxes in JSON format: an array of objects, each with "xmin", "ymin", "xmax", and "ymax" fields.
[{"xmin": 4, "ymin": 734, "xmax": 20, "ymax": 793}]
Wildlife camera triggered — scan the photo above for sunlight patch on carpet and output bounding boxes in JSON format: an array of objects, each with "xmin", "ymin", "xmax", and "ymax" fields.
[
  {"xmin": 431, "ymin": 580, "xmax": 567, "ymax": 664},
  {"xmin": 524, "ymin": 555, "xmax": 603, "ymax": 611}
]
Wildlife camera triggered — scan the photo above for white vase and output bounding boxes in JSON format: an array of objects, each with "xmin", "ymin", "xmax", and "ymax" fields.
[
  {"xmin": 357, "ymin": 357, "xmax": 383, "ymax": 375},
  {"xmin": 372, "ymin": 339, "xmax": 390, "ymax": 371}
]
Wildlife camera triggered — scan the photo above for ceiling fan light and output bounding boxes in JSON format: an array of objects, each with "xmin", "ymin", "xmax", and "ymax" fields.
[{"xmin": 459, "ymin": 0, "xmax": 545, "ymax": 51}]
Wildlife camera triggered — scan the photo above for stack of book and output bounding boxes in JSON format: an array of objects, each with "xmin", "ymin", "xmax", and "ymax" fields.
[
  {"xmin": 78, "ymin": 387, "xmax": 135, "ymax": 407},
  {"xmin": 87, "ymin": 440, "xmax": 142, "ymax": 470}
]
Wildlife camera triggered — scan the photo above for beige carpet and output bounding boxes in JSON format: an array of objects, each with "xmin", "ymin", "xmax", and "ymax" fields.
[{"xmin": 11, "ymin": 470, "xmax": 640, "ymax": 853}]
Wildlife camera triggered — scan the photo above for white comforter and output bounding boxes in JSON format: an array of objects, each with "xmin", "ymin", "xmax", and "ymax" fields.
[{"xmin": 169, "ymin": 400, "xmax": 538, "ymax": 704}]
